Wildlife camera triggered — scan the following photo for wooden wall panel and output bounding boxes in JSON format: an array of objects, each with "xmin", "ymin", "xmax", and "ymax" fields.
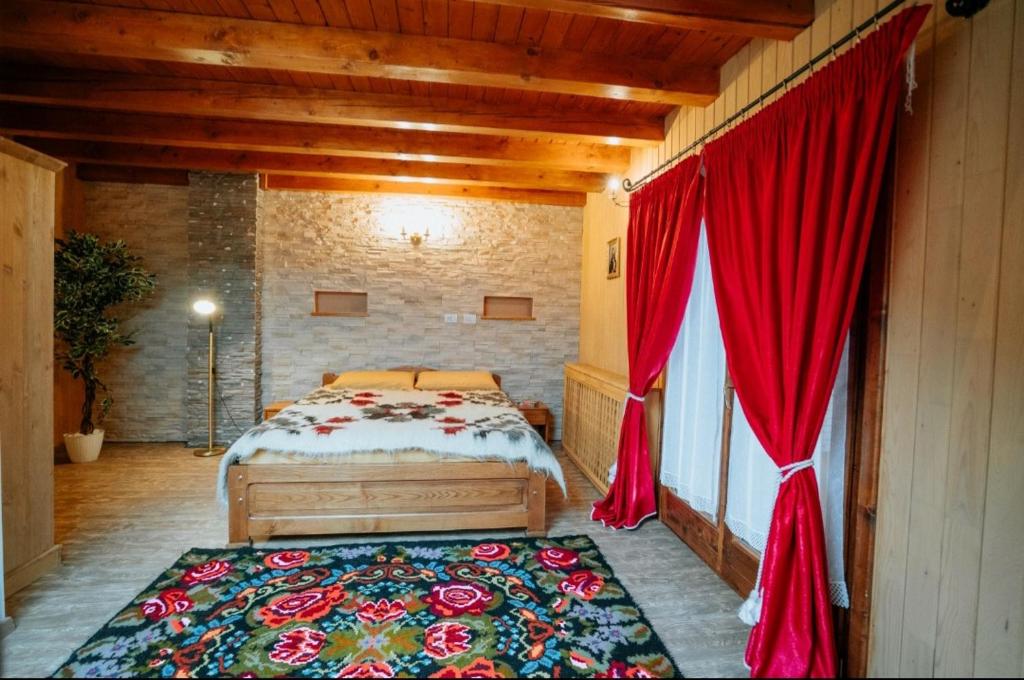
[
  {"xmin": 53, "ymin": 164, "xmax": 85, "ymax": 449},
  {"xmin": 870, "ymin": 4, "xmax": 937, "ymax": 674},
  {"xmin": 0, "ymin": 137, "xmax": 62, "ymax": 595},
  {"xmin": 578, "ymin": 190, "xmax": 628, "ymax": 375},
  {"xmin": 578, "ymin": 0, "xmax": 1024, "ymax": 675},
  {"xmin": 897, "ymin": 6, "xmax": 968, "ymax": 674},
  {"xmin": 973, "ymin": 5, "xmax": 1024, "ymax": 675},
  {"xmin": 934, "ymin": 3, "xmax": 1014, "ymax": 674}
]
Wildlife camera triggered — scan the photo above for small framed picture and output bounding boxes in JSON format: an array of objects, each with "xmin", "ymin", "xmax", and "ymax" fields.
[{"xmin": 607, "ymin": 237, "xmax": 621, "ymax": 279}]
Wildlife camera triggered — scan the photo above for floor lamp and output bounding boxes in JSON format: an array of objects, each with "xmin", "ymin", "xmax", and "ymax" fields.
[{"xmin": 192, "ymin": 298, "xmax": 226, "ymax": 457}]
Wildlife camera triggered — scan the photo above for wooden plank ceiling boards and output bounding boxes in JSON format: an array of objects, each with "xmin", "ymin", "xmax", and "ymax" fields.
[{"xmin": 0, "ymin": 0, "xmax": 812, "ymax": 205}]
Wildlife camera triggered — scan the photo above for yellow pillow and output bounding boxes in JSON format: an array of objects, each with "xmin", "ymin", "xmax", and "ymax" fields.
[
  {"xmin": 329, "ymin": 371, "xmax": 415, "ymax": 390},
  {"xmin": 415, "ymin": 370, "xmax": 499, "ymax": 391}
]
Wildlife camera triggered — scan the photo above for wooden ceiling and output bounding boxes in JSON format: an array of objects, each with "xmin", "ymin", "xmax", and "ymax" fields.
[{"xmin": 0, "ymin": 0, "xmax": 813, "ymax": 205}]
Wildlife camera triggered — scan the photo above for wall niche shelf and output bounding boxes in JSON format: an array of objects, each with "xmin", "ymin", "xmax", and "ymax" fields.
[
  {"xmin": 312, "ymin": 290, "xmax": 369, "ymax": 317},
  {"xmin": 482, "ymin": 295, "xmax": 534, "ymax": 321}
]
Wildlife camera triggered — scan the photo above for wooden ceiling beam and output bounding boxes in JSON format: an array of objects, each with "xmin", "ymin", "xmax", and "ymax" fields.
[
  {"xmin": 0, "ymin": 0, "xmax": 718, "ymax": 105},
  {"xmin": 76, "ymin": 164, "xmax": 190, "ymax": 186},
  {"xmin": 0, "ymin": 67, "xmax": 664, "ymax": 145},
  {"xmin": 0, "ymin": 104, "xmax": 631, "ymax": 174},
  {"xmin": 262, "ymin": 175, "xmax": 587, "ymax": 207},
  {"xmin": 17, "ymin": 139, "xmax": 611, "ymax": 192},
  {"xmin": 470, "ymin": 0, "xmax": 814, "ymax": 40}
]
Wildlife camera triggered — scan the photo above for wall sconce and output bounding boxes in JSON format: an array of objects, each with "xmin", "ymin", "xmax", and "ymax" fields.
[
  {"xmin": 400, "ymin": 226, "xmax": 430, "ymax": 246},
  {"xmin": 606, "ymin": 176, "xmax": 628, "ymax": 208}
]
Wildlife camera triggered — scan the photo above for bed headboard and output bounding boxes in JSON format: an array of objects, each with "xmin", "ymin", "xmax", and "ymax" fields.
[{"xmin": 321, "ymin": 367, "xmax": 502, "ymax": 389}]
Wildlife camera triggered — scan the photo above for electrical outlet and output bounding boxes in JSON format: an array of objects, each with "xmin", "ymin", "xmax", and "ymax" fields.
[
  {"xmin": 444, "ymin": 313, "xmax": 458, "ymax": 324},
  {"xmin": 462, "ymin": 313, "xmax": 477, "ymax": 324}
]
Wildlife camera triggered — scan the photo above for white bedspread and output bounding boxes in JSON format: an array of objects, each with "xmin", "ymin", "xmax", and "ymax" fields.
[{"xmin": 218, "ymin": 387, "xmax": 565, "ymax": 502}]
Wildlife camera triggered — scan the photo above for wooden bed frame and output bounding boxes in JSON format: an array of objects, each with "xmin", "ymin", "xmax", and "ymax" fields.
[{"xmin": 227, "ymin": 369, "xmax": 546, "ymax": 545}]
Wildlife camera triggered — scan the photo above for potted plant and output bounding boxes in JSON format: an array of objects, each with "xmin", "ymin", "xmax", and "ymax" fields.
[{"xmin": 55, "ymin": 231, "xmax": 156, "ymax": 463}]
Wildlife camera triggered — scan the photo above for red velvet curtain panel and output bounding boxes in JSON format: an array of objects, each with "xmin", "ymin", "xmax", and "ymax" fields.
[
  {"xmin": 592, "ymin": 156, "xmax": 704, "ymax": 530},
  {"xmin": 702, "ymin": 7, "xmax": 929, "ymax": 677}
]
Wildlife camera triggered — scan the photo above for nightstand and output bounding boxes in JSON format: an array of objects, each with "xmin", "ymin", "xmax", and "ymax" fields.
[
  {"xmin": 518, "ymin": 402, "xmax": 554, "ymax": 444},
  {"xmin": 263, "ymin": 400, "xmax": 294, "ymax": 420}
]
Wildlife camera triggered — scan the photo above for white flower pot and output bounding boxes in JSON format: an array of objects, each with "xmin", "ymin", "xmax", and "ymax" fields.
[{"xmin": 64, "ymin": 429, "xmax": 105, "ymax": 463}]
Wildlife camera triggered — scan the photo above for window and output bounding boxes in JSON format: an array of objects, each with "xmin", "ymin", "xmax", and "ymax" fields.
[{"xmin": 659, "ymin": 223, "xmax": 850, "ymax": 606}]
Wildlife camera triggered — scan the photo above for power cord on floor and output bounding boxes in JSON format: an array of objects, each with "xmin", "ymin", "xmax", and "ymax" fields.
[{"xmin": 214, "ymin": 373, "xmax": 250, "ymax": 440}]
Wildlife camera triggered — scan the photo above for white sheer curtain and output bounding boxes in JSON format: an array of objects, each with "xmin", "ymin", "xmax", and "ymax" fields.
[
  {"xmin": 659, "ymin": 224, "xmax": 726, "ymax": 519},
  {"xmin": 725, "ymin": 340, "xmax": 851, "ymax": 607}
]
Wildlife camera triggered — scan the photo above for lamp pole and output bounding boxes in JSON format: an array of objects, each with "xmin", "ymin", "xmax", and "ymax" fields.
[{"xmin": 193, "ymin": 299, "xmax": 226, "ymax": 457}]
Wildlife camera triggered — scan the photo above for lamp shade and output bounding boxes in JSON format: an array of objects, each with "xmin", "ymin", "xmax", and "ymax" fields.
[{"xmin": 192, "ymin": 299, "xmax": 217, "ymax": 316}]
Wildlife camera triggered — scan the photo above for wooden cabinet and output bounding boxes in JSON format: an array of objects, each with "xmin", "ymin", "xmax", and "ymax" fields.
[
  {"xmin": 518, "ymin": 403, "xmax": 554, "ymax": 444},
  {"xmin": 263, "ymin": 400, "xmax": 295, "ymax": 420},
  {"xmin": 0, "ymin": 138, "xmax": 64, "ymax": 597}
]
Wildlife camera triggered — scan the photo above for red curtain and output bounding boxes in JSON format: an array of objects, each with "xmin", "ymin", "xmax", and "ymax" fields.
[
  {"xmin": 702, "ymin": 7, "xmax": 929, "ymax": 677},
  {"xmin": 592, "ymin": 156, "xmax": 704, "ymax": 530}
]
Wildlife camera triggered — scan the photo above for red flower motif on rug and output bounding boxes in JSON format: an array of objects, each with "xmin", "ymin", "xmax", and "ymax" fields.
[
  {"xmin": 440, "ymin": 425, "xmax": 467, "ymax": 435},
  {"xmin": 437, "ymin": 416, "xmax": 466, "ymax": 424},
  {"xmin": 350, "ymin": 399, "xmax": 377, "ymax": 407},
  {"xmin": 437, "ymin": 392, "xmax": 463, "ymax": 399},
  {"xmin": 423, "ymin": 621, "xmax": 473, "ymax": 659},
  {"xmin": 354, "ymin": 392, "xmax": 381, "ymax": 398},
  {"xmin": 182, "ymin": 559, "xmax": 232, "ymax": 585},
  {"xmin": 356, "ymin": 598, "xmax": 407, "ymax": 624},
  {"xmin": 258, "ymin": 584, "xmax": 348, "ymax": 627},
  {"xmin": 263, "ymin": 550, "xmax": 310, "ymax": 570},
  {"xmin": 437, "ymin": 400, "xmax": 463, "ymax": 407},
  {"xmin": 140, "ymin": 588, "xmax": 193, "ymax": 621},
  {"xmin": 536, "ymin": 547, "xmax": 580, "ymax": 570},
  {"xmin": 326, "ymin": 416, "xmax": 357, "ymax": 425},
  {"xmin": 558, "ymin": 569, "xmax": 606, "ymax": 601},
  {"xmin": 429, "ymin": 657, "xmax": 503, "ymax": 678},
  {"xmin": 471, "ymin": 543, "xmax": 511, "ymax": 562},
  {"xmin": 421, "ymin": 581, "xmax": 494, "ymax": 617},
  {"xmin": 268, "ymin": 627, "xmax": 326, "ymax": 666},
  {"xmin": 595, "ymin": 660, "xmax": 658, "ymax": 678},
  {"xmin": 337, "ymin": 661, "xmax": 395, "ymax": 678}
]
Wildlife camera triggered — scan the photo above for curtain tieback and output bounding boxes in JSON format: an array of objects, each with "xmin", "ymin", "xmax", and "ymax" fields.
[
  {"xmin": 625, "ymin": 392, "xmax": 646, "ymax": 403},
  {"xmin": 737, "ymin": 458, "xmax": 816, "ymax": 627}
]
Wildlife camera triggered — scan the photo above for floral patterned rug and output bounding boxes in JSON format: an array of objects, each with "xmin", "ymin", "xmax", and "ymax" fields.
[{"xmin": 53, "ymin": 535, "xmax": 680, "ymax": 678}]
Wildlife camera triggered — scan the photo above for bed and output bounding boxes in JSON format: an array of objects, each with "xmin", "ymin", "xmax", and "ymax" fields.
[{"xmin": 221, "ymin": 369, "xmax": 562, "ymax": 545}]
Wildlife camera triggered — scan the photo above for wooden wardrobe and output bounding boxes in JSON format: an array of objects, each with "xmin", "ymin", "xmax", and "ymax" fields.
[{"xmin": 0, "ymin": 137, "xmax": 63, "ymax": 597}]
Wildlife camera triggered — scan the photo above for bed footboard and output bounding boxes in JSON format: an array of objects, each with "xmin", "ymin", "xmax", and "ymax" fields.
[{"xmin": 227, "ymin": 460, "xmax": 547, "ymax": 545}]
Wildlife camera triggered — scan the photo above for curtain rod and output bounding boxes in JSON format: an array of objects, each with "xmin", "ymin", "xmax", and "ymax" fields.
[{"xmin": 622, "ymin": 0, "xmax": 910, "ymax": 193}]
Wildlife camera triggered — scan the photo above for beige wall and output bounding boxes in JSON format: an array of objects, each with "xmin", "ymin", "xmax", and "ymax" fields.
[
  {"xmin": 579, "ymin": 0, "xmax": 1024, "ymax": 675},
  {"xmin": 579, "ymin": 191, "xmax": 628, "ymax": 376}
]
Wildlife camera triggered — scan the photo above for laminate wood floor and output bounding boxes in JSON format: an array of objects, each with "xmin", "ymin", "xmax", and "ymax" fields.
[{"xmin": 0, "ymin": 443, "xmax": 749, "ymax": 677}]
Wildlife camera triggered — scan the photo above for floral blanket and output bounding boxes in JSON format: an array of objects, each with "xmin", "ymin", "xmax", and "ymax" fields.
[{"xmin": 219, "ymin": 388, "xmax": 564, "ymax": 502}]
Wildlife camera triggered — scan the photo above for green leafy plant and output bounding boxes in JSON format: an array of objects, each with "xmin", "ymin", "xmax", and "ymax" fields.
[{"xmin": 55, "ymin": 231, "xmax": 156, "ymax": 435}]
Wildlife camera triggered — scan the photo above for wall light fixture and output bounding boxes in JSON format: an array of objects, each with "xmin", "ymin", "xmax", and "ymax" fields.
[{"xmin": 400, "ymin": 226, "xmax": 430, "ymax": 246}]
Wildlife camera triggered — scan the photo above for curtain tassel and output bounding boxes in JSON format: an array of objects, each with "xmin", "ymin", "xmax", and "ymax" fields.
[
  {"xmin": 738, "ymin": 589, "xmax": 763, "ymax": 626},
  {"xmin": 738, "ymin": 458, "xmax": 816, "ymax": 626},
  {"xmin": 904, "ymin": 42, "xmax": 918, "ymax": 114}
]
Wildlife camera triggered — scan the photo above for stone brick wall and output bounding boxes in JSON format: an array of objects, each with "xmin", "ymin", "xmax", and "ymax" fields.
[
  {"xmin": 80, "ymin": 182, "xmax": 190, "ymax": 441},
  {"xmin": 186, "ymin": 172, "xmax": 261, "ymax": 447},
  {"xmin": 259, "ymin": 191, "xmax": 582, "ymax": 437},
  {"xmin": 76, "ymin": 182, "xmax": 582, "ymax": 443}
]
